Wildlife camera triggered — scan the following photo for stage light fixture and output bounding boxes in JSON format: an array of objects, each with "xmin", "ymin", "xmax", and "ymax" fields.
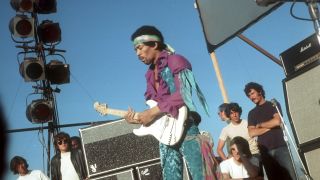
[
  {"xmin": 37, "ymin": 20, "xmax": 61, "ymax": 43},
  {"xmin": 10, "ymin": 0, "xmax": 34, "ymax": 12},
  {"xmin": 26, "ymin": 99, "xmax": 53, "ymax": 123},
  {"xmin": 46, "ymin": 60, "xmax": 70, "ymax": 85},
  {"xmin": 19, "ymin": 57, "xmax": 45, "ymax": 82},
  {"xmin": 9, "ymin": 15, "xmax": 34, "ymax": 38},
  {"xmin": 35, "ymin": 0, "xmax": 57, "ymax": 14}
]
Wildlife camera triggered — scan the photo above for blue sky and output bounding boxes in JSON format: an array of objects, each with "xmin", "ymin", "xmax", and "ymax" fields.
[{"xmin": 0, "ymin": 1, "xmax": 315, "ymax": 179}]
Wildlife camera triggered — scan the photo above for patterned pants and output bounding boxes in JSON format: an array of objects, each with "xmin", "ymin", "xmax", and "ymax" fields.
[{"xmin": 160, "ymin": 122, "xmax": 204, "ymax": 180}]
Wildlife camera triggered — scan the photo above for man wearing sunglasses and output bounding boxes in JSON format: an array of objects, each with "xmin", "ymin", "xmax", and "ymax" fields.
[{"xmin": 51, "ymin": 132, "xmax": 87, "ymax": 180}]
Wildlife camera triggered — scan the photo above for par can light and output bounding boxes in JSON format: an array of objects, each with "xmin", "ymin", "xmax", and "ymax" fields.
[
  {"xmin": 35, "ymin": 0, "xmax": 57, "ymax": 14},
  {"xmin": 46, "ymin": 60, "xmax": 70, "ymax": 85},
  {"xmin": 9, "ymin": 15, "xmax": 34, "ymax": 38},
  {"xmin": 19, "ymin": 57, "xmax": 45, "ymax": 82},
  {"xmin": 37, "ymin": 20, "xmax": 61, "ymax": 43},
  {"xmin": 26, "ymin": 99, "xmax": 53, "ymax": 123},
  {"xmin": 10, "ymin": 0, "xmax": 34, "ymax": 13}
]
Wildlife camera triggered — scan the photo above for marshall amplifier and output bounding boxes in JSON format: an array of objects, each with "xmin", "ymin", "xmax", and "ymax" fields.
[
  {"xmin": 280, "ymin": 33, "xmax": 320, "ymax": 77},
  {"xmin": 79, "ymin": 119, "xmax": 160, "ymax": 178}
]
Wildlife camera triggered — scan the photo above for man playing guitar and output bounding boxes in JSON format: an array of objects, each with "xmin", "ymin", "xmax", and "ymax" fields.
[{"xmin": 124, "ymin": 25, "xmax": 209, "ymax": 180}]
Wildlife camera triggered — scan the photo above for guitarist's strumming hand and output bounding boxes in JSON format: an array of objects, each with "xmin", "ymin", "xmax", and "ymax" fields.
[
  {"xmin": 124, "ymin": 107, "xmax": 140, "ymax": 124},
  {"xmin": 124, "ymin": 106, "xmax": 163, "ymax": 126}
]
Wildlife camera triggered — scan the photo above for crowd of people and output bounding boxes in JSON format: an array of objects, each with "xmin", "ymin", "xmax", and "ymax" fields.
[
  {"xmin": 215, "ymin": 81, "xmax": 296, "ymax": 179},
  {"xmin": 9, "ymin": 132, "xmax": 87, "ymax": 180},
  {"xmin": 7, "ymin": 25, "xmax": 297, "ymax": 180},
  {"xmin": 123, "ymin": 25, "xmax": 296, "ymax": 180}
]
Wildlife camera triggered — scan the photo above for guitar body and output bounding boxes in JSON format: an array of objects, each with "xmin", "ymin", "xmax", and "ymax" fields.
[
  {"xmin": 132, "ymin": 100, "xmax": 188, "ymax": 146},
  {"xmin": 93, "ymin": 100, "xmax": 188, "ymax": 146}
]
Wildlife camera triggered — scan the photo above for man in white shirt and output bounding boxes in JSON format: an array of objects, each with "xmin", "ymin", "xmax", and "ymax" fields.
[
  {"xmin": 220, "ymin": 136, "xmax": 261, "ymax": 179},
  {"xmin": 10, "ymin": 156, "xmax": 49, "ymax": 180},
  {"xmin": 51, "ymin": 132, "xmax": 87, "ymax": 180},
  {"xmin": 217, "ymin": 103, "xmax": 259, "ymax": 160}
]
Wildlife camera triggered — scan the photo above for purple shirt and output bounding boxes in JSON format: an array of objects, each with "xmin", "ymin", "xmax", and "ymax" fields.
[{"xmin": 144, "ymin": 51, "xmax": 192, "ymax": 118}]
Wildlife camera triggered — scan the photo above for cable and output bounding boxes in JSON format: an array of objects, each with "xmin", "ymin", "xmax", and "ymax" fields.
[
  {"xmin": 70, "ymin": 73, "xmax": 96, "ymax": 102},
  {"xmin": 290, "ymin": 1, "xmax": 319, "ymax": 21},
  {"xmin": 7, "ymin": 78, "xmax": 23, "ymax": 121},
  {"xmin": 38, "ymin": 125, "xmax": 49, "ymax": 174}
]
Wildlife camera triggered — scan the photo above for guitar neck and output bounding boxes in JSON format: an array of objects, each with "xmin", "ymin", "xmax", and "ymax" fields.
[
  {"xmin": 106, "ymin": 108, "xmax": 139, "ymax": 119},
  {"xmin": 106, "ymin": 108, "xmax": 128, "ymax": 117}
]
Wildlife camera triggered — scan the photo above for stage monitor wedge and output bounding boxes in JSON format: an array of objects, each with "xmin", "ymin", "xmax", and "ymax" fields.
[{"xmin": 195, "ymin": 0, "xmax": 282, "ymax": 52}]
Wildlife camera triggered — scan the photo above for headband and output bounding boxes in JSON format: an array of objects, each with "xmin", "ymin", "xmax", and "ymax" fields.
[
  {"xmin": 133, "ymin": 35, "xmax": 161, "ymax": 47},
  {"xmin": 133, "ymin": 34, "xmax": 175, "ymax": 53}
]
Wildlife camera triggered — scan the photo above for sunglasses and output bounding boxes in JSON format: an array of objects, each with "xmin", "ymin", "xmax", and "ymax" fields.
[{"xmin": 57, "ymin": 139, "xmax": 68, "ymax": 145}]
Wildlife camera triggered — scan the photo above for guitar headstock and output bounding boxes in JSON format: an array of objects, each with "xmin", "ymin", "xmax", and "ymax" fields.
[{"xmin": 94, "ymin": 102, "xmax": 109, "ymax": 116}]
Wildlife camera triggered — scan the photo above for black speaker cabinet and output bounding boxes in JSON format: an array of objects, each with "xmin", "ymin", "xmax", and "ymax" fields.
[
  {"xmin": 136, "ymin": 162, "xmax": 162, "ymax": 180},
  {"xmin": 79, "ymin": 119, "xmax": 160, "ymax": 178},
  {"xmin": 136, "ymin": 160, "xmax": 190, "ymax": 180},
  {"xmin": 283, "ymin": 62, "xmax": 320, "ymax": 179},
  {"xmin": 91, "ymin": 169, "xmax": 135, "ymax": 180}
]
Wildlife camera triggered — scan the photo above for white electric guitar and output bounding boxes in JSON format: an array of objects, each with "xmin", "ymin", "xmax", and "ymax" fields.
[{"xmin": 93, "ymin": 100, "xmax": 188, "ymax": 146}]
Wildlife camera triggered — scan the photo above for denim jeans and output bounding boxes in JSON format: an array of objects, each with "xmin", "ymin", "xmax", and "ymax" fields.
[{"xmin": 261, "ymin": 145, "xmax": 296, "ymax": 180}]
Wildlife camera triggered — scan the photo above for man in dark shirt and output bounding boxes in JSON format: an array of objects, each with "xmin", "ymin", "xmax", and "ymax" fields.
[{"xmin": 244, "ymin": 82, "xmax": 296, "ymax": 180}]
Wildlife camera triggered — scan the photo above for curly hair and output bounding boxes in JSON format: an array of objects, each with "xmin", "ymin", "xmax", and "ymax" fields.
[
  {"xmin": 225, "ymin": 102, "xmax": 242, "ymax": 118},
  {"xmin": 244, "ymin": 82, "xmax": 265, "ymax": 98},
  {"xmin": 53, "ymin": 132, "xmax": 71, "ymax": 152},
  {"xmin": 10, "ymin": 156, "xmax": 28, "ymax": 174},
  {"xmin": 131, "ymin": 25, "xmax": 166, "ymax": 50}
]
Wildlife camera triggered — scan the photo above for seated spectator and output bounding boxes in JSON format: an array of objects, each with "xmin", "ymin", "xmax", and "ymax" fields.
[
  {"xmin": 220, "ymin": 136, "xmax": 262, "ymax": 179},
  {"xmin": 10, "ymin": 156, "xmax": 49, "ymax": 180}
]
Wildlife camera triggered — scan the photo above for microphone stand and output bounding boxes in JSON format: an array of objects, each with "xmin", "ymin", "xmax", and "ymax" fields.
[
  {"xmin": 306, "ymin": 0, "xmax": 320, "ymax": 35},
  {"xmin": 271, "ymin": 99, "xmax": 312, "ymax": 180}
]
